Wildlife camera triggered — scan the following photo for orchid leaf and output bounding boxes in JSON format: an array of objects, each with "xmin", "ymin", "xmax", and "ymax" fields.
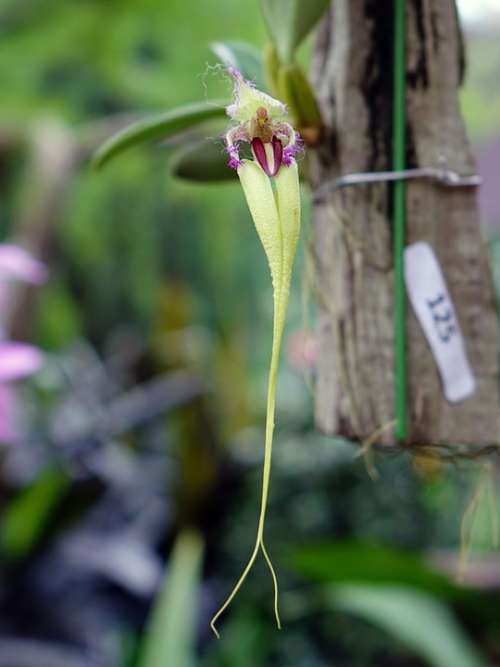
[
  {"xmin": 288, "ymin": 541, "xmax": 462, "ymax": 600},
  {"xmin": 93, "ymin": 101, "xmax": 227, "ymax": 169},
  {"xmin": 260, "ymin": 0, "xmax": 330, "ymax": 62},
  {"xmin": 277, "ymin": 62, "xmax": 323, "ymax": 131},
  {"xmin": 330, "ymin": 585, "xmax": 487, "ymax": 667},
  {"xmin": 210, "ymin": 41, "xmax": 265, "ymax": 89},
  {"xmin": 171, "ymin": 138, "xmax": 236, "ymax": 182},
  {"xmin": 139, "ymin": 530, "xmax": 204, "ymax": 667}
]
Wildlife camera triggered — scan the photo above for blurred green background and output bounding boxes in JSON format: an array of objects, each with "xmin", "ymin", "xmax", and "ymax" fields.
[{"xmin": 0, "ymin": 1, "xmax": 500, "ymax": 666}]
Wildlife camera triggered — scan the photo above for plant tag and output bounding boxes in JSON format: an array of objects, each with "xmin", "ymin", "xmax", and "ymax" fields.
[{"xmin": 404, "ymin": 241, "xmax": 475, "ymax": 403}]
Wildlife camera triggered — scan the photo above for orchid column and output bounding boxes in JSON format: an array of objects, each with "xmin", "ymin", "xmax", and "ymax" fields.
[{"xmin": 210, "ymin": 69, "xmax": 302, "ymax": 637}]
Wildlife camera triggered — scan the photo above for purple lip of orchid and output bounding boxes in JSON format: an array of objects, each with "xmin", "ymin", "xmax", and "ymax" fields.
[
  {"xmin": 251, "ymin": 136, "xmax": 283, "ymax": 177},
  {"xmin": 224, "ymin": 68, "xmax": 302, "ymax": 177}
]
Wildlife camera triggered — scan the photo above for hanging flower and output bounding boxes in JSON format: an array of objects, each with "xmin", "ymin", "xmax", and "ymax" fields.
[{"xmin": 211, "ymin": 69, "xmax": 302, "ymax": 638}]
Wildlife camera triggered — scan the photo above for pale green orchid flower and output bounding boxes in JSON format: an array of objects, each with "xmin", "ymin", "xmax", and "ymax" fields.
[{"xmin": 211, "ymin": 68, "xmax": 302, "ymax": 638}]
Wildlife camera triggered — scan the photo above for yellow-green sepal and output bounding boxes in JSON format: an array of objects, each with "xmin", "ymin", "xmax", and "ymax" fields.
[
  {"xmin": 237, "ymin": 160, "xmax": 282, "ymax": 301},
  {"xmin": 211, "ymin": 159, "xmax": 301, "ymax": 636},
  {"xmin": 275, "ymin": 160, "xmax": 301, "ymax": 299}
]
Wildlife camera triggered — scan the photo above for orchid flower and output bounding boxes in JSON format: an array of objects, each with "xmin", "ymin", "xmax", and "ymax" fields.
[
  {"xmin": 0, "ymin": 244, "xmax": 46, "ymax": 444},
  {"xmin": 211, "ymin": 69, "xmax": 302, "ymax": 637}
]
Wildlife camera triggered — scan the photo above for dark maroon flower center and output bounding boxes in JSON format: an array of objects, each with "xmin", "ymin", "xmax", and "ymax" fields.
[{"xmin": 251, "ymin": 136, "xmax": 283, "ymax": 177}]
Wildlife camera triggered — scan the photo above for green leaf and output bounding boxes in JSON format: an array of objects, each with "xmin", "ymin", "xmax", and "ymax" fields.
[
  {"xmin": 139, "ymin": 529, "xmax": 204, "ymax": 667},
  {"xmin": 288, "ymin": 541, "xmax": 462, "ymax": 600},
  {"xmin": 263, "ymin": 42, "xmax": 281, "ymax": 96},
  {"xmin": 260, "ymin": 0, "xmax": 330, "ymax": 62},
  {"xmin": 276, "ymin": 62, "xmax": 322, "ymax": 131},
  {"xmin": 0, "ymin": 466, "xmax": 69, "ymax": 560},
  {"xmin": 330, "ymin": 585, "xmax": 487, "ymax": 667},
  {"xmin": 210, "ymin": 41, "xmax": 265, "ymax": 89},
  {"xmin": 170, "ymin": 138, "xmax": 236, "ymax": 182},
  {"xmin": 92, "ymin": 101, "xmax": 227, "ymax": 169}
]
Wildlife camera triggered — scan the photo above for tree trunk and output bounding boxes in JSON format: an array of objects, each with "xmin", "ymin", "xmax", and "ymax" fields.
[{"xmin": 311, "ymin": 0, "xmax": 499, "ymax": 449}]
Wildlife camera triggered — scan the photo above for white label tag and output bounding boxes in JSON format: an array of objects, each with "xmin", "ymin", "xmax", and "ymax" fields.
[{"xmin": 404, "ymin": 241, "xmax": 475, "ymax": 403}]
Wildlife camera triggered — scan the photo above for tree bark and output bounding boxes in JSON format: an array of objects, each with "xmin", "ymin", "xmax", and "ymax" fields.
[{"xmin": 311, "ymin": 0, "xmax": 499, "ymax": 449}]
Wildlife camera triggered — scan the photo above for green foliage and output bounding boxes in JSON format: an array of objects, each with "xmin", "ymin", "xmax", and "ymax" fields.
[
  {"xmin": 62, "ymin": 154, "xmax": 166, "ymax": 336},
  {"xmin": 138, "ymin": 530, "xmax": 204, "ymax": 667},
  {"xmin": 35, "ymin": 281, "xmax": 84, "ymax": 350},
  {"xmin": 93, "ymin": 102, "xmax": 227, "ymax": 169},
  {"xmin": 0, "ymin": 467, "xmax": 69, "ymax": 560},
  {"xmin": 263, "ymin": 42, "xmax": 281, "ymax": 94},
  {"xmin": 171, "ymin": 138, "xmax": 236, "ymax": 182},
  {"xmin": 210, "ymin": 41, "xmax": 265, "ymax": 89},
  {"xmin": 0, "ymin": 0, "xmax": 266, "ymax": 118},
  {"xmin": 276, "ymin": 61, "xmax": 322, "ymax": 130},
  {"xmin": 1, "ymin": 2, "xmax": 499, "ymax": 665},
  {"xmin": 460, "ymin": 31, "xmax": 500, "ymax": 142},
  {"xmin": 289, "ymin": 541, "xmax": 462, "ymax": 599},
  {"xmin": 260, "ymin": 0, "xmax": 330, "ymax": 62},
  {"xmin": 330, "ymin": 585, "xmax": 487, "ymax": 667}
]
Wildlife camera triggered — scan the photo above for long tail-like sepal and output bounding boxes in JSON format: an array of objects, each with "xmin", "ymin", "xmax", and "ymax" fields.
[{"xmin": 210, "ymin": 160, "xmax": 301, "ymax": 637}]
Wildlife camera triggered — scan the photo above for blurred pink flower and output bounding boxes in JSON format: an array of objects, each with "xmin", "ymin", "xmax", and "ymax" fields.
[
  {"xmin": 0, "ymin": 342, "xmax": 44, "ymax": 383},
  {"xmin": 286, "ymin": 329, "xmax": 319, "ymax": 373},
  {"xmin": 0, "ymin": 244, "xmax": 47, "ymax": 284},
  {"xmin": 0, "ymin": 244, "xmax": 47, "ymax": 444}
]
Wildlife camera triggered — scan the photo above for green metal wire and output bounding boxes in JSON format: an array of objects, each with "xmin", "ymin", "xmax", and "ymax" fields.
[{"xmin": 393, "ymin": 0, "xmax": 407, "ymax": 440}]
